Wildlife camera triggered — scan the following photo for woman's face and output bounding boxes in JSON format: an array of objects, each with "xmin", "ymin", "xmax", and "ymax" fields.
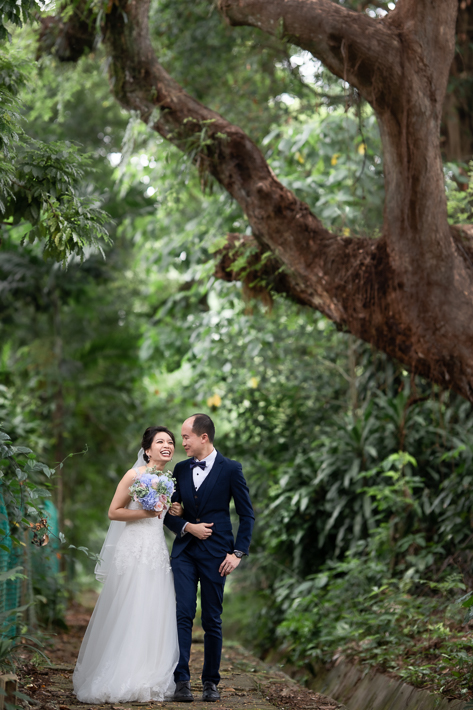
[{"xmin": 146, "ymin": 432, "xmax": 175, "ymax": 467}]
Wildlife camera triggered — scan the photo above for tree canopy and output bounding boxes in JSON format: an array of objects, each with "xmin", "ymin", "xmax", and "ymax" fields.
[{"xmin": 29, "ymin": 0, "xmax": 473, "ymax": 402}]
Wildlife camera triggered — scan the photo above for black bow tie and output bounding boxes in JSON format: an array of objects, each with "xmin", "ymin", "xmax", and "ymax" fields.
[{"xmin": 190, "ymin": 459, "xmax": 206, "ymax": 471}]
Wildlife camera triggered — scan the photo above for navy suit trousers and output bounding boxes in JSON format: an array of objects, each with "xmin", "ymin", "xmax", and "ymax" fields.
[{"xmin": 171, "ymin": 541, "xmax": 226, "ymax": 685}]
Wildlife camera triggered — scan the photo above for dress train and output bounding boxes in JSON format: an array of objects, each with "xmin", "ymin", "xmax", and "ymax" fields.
[{"xmin": 73, "ymin": 501, "xmax": 178, "ymax": 703}]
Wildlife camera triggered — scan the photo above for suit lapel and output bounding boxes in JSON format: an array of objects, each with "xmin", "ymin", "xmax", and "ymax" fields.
[
  {"xmin": 180, "ymin": 462, "xmax": 196, "ymax": 513},
  {"xmin": 197, "ymin": 451, "xmax": 224, "ymax": 512}
]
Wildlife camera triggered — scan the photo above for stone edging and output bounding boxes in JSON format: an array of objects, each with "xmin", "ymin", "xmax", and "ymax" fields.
[{"xmin": 309, "ymin": 660, "xmax": 467, "ymax": 710}]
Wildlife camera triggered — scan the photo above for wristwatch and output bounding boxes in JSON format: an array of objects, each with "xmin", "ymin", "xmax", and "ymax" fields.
[{"xmin": 233, "ymin": 550, "xmax": 245, "ymax": 558}]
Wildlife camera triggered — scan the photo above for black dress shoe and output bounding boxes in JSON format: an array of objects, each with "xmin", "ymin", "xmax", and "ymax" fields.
[
  {"xmin": 202, "ymin": 681, "xmax": 220, "ymax": 702},
  {"xmin": 174, "ymin": 680, "xmax": 194, "ymax": 702}
]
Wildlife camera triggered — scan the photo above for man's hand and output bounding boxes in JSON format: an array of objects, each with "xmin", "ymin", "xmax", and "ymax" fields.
[
  {"xmin": 169, "ymin": 502, "xmax": 183, "ymax": 516},
  {"xmin": 219, "ymin": 553, "xmax": 241, "ymax": 577},
  {"xmin": 187, "ymin": 522, "xmax": 214, "ymax": 540}
]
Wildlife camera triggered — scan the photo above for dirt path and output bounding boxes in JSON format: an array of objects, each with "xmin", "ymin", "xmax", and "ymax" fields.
[{"xmin": 19, "ymin": 603, "xmax": 343, "ymax": 710}]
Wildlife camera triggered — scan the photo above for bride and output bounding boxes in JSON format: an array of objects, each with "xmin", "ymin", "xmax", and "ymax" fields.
[{"xmin": 73, "ymin": 426, "xmax": 181, "ymax": 703}]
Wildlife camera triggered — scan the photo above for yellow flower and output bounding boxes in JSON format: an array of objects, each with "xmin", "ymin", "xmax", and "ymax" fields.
[
  {"xmin": 358, "ymin": 143, "xmax": 366, "ymax": 155},
  {"xmin": 343, "ymin": 227, "xmax": 350, "ymax": 236},
  {"xmin": 295, "ymin": 151, "xmax": 304, "ymax": 164},
  {"xmin": 207, "ymin": 394, "xmax": 222, "ymax": 408},
  {"xmin": 249, "ymin": 377, "xmax": 259, "ymax": 389},
  {"xmin": 331, "ymin": 153, "xmax": 340, "ymax": 166}
]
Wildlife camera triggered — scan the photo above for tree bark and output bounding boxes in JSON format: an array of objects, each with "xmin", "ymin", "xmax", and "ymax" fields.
[
  {"xmin": 40, "ymin": 0, "xmax": 473, "ymax": 401},
  {"xmin": 441, "ymin": 0, "xmax": 473, "ymax": 162},
  {"xmin": 37, "ymin": 1, "xmax": 95, "ymax": 62}
]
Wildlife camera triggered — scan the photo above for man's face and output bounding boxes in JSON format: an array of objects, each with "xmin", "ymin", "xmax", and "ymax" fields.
[{"xmin": 181, "ymin": 417, "xmax": 207, "ymax": 459}]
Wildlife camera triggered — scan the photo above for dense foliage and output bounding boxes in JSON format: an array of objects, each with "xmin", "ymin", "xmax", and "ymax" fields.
[
  {"xmin": 0, "ymin": 52, "xmax": 109, "ymax": 262},
  {"xmin": 0, "ymin": 400, "xmax": 56, "ymax": 664}
]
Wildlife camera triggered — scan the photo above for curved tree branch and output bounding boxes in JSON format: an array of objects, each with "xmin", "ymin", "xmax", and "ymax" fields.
[
  {"xmin": 102, "ymin": 0, "xmax": 356, "ymax": 321},
  {"xmin": 218, "ymin": 0, "xmax": 402, "ymax": 108},
  {"xmin": 37, "ymin": 0, "xmax": 473, "ymax": 402},
  {"xmin": 100, "ymin": 0, "xmax": 473, "ymax": 400}
]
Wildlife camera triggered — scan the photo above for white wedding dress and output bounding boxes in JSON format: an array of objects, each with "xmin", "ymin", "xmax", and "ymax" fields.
[{"xmin": 73, "ymin": 484, "xmax": 179, "ymax": 703}]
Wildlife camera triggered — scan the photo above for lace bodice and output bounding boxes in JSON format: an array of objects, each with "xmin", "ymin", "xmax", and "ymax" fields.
[{"xmin": 113, "ymin": 499, "xmax": 171, "ymax": 575}]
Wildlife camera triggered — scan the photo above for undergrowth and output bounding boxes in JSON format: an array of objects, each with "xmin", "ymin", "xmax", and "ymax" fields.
[
  {"xmin": 232, "ymin": 448, "xmax": 473, "ymax": 702},
  {"xmin": 274, "ymin": 567, "xmax": 473, "ymax": 700}
]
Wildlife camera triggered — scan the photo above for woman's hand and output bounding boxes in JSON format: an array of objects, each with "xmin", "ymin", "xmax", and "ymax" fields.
[
  {"xmin": 169, "ymin": 502, "xmax": 184, "ymax": 517},
  {"xmin": 143, "ymin": 509, "xmax": 160, "ymax": 518}
]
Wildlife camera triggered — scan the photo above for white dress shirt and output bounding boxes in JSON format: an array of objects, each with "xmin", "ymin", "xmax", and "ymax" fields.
[
  {"xmin": 192, "ymin": 447, "xmax": 217, "ymax": 490},
  {"xmin": 181, "ymin": 448, "xmax": 217, "ymax": 535}
]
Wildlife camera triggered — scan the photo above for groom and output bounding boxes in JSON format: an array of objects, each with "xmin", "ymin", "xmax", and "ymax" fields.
[{"xmin": 164, "ymin": 413, "xmax": 254, "ymax": 703}]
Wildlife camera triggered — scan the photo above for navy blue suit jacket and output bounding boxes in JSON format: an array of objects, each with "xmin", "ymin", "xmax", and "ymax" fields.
[{"xmin": 164, "ymin": 451, "xmax": 255, "ymax": 559}]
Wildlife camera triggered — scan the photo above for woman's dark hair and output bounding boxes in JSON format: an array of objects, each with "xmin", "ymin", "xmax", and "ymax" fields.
[
  {"xmin": 141, "ymin": 426, "xmax": 176, "ymax": 462},
  {"xmin": 190, "ymin": 413, "xmax": 215, "ymax": 443}
]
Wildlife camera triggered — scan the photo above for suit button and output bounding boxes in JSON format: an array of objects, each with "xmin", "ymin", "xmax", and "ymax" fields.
[
  {"xmin": 196, "ymin": 518, "xmax": 200, "ymax": 522},
  {"xmin": 194, "ymin": 495, "xmax": 198, "ymax": 499}
]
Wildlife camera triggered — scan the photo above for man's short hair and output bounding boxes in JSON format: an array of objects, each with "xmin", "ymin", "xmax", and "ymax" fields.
[{"xmin": 190, "ymin": 413, "xmax": 215, "ymax": 443}]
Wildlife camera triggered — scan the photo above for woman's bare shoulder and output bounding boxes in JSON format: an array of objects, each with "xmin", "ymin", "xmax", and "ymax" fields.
[{"xmin": 121, "ymin": 467, "xmax": 139, "ymax": 482}]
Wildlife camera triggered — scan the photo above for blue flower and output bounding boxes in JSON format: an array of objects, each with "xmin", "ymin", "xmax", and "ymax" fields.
[
  {"xmin": 140, "ymin": 490, "xmax": 158, "ymax": 510},
  {"xmin": 129, "ymin": 470, "xmax": 174, "ymax": 510},
  {"xmin": 157, "ymin": 475, "xmax": 174, "ymax": 495}
]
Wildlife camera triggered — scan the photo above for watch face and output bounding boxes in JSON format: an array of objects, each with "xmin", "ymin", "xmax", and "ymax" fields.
[{"xmin": 234, "ymin": 551, "xmax": 244, "ymax": 558}]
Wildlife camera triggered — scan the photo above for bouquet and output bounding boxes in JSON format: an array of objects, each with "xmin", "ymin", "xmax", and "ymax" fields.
[{"xmin": 129, "ymin": 465, "xmax": 176, "ymax": 518}]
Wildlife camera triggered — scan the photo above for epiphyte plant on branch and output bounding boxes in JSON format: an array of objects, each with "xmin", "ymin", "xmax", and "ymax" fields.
[{"xmin": 36, "ymin": 0, "xmax": 473, "ymax": 400}]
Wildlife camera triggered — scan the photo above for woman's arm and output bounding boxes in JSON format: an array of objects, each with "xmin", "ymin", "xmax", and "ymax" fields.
[{"xmin": 108, "ymin": 469, "xmax": 159, "ymax": 521}]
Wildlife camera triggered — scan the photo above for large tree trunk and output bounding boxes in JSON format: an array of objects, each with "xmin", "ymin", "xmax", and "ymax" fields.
[{"xmin": 39, "ymin": 0, "xmax": 473, "ymax": 401}]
